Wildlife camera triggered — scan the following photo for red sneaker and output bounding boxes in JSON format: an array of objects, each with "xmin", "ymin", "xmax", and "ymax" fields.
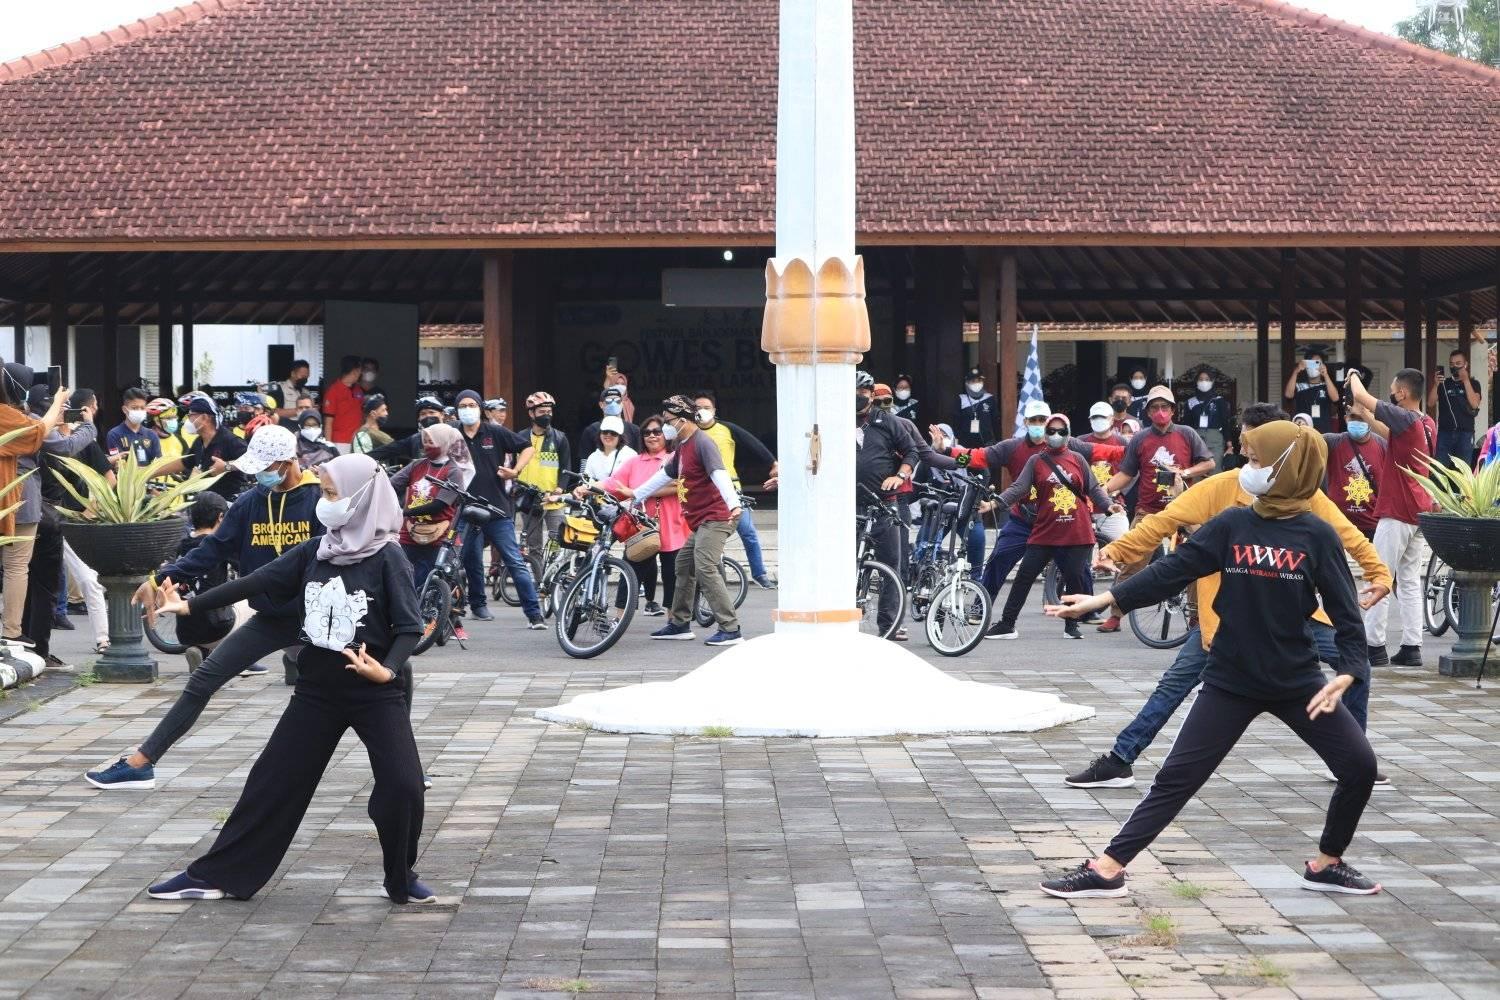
[
  {"xmin": 453, "ymin": 624, "xmax": 469, "ymax": 641},
  {"xmin": 1096, "ymin": 616, "xmax": 1121, "ymax": 633}
]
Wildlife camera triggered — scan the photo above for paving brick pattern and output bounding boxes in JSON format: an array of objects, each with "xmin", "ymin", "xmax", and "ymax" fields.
[{"xmin": 1, "ymin": 578, "xmax": 1497, "ymax": 999}]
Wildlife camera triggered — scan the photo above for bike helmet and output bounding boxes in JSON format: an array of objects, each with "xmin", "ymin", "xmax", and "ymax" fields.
[
  {"xmin": 855, "ymin": 370, "xmax": 875, "ymax": 390},
  {"xmin": 484, "ymin": 397, "xmax": 506, "ymax": 411},
  {"xmin": 415, "ymin": 395, "xmax": 444, "ymax": 413},
  {"xmin": 525, "ymin": 391, "xmax": 555, "ymax": 410},
  {"xmin": 146, "ymin": 397, "xmax": 177, "ymax": 417}
]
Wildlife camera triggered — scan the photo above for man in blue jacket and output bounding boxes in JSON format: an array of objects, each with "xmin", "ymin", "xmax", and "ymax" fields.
[{"xmin": 87, "ymin": 426, "xmax": 324, "ymax": 790}]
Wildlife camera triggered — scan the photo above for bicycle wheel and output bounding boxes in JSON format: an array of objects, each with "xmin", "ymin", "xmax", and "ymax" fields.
[
  {"xmin": 1042, "ymin": 563, "xmax": 1061, "ymax": 608},
  {"xmin": 1128, "ymin": 588, "xmax": 1190, "ymax": 649},
  {"xmin": 925, "ymin": 577, "xmax": 990, "ymax": 657},
  {"xmin": 413, "ymin": 572, "xmax": 452, "ymax": 656},
  {"xmin": 856, "ymin": 559, "xmax": 905, "ymax": 640},
  {"xmin": 142, "ymin": 610, "xmax": 189, "ymax": 655},
  {"xmin": 1423, "ymin": 553, "xmax": 1452, "ymax": 637},
  {"xmin": 555, "ymin": 556, "xmax": 638, "ymax": 658},
  {"xmin": 496, "ymin": 554, "xmax": 543, "ymax": 607},
  {"xmin": 694, "ymin": 557, "xmax": 749, "ymax": 627}
]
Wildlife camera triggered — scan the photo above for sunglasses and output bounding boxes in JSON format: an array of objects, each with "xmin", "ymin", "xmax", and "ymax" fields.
[{"xmin": 642, "ymin": 427, "xmax": 664, "ymax": 436}]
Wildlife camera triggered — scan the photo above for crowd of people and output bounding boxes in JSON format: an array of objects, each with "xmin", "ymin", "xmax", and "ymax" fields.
[{"xmin": 19, "ymin": 347, "xmax": 1485, "ymax": 908}]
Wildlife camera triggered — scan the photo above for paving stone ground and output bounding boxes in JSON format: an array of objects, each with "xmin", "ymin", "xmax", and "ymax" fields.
[{"xmin": 2, "ymin": 521, "xmax": 1498, "ymax": 999}]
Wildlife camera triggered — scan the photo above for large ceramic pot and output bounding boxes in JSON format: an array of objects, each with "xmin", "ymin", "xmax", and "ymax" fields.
[
  {"xmin": 61, "ymin": 514, "xmax": 188, "ymax": 682},
  {"xmin": 1419, "ymin": 513, "xmax": 1500, "ymax": 575}
]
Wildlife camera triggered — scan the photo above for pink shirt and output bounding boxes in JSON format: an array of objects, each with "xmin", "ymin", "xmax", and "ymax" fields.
[{"xmin": 604, "ymin": 450, "xmax": 688, "ymax": 553}]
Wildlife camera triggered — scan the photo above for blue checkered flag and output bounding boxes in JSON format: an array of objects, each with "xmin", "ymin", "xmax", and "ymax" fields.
[{"xmin": 1013, "ymin": 324, "xmax": 1044, "ymax": 436}]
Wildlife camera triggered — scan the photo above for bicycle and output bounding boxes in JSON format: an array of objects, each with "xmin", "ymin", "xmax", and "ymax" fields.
[
  {"xmin": 1127, "ymin": 532, "xmax": 1192, "ymax": 650},
  {"xmin": 493, "ymin": 483, "xmax": 549, "ymax": 608},
  {"xmin": 856, "ymin": 486, "xmax": 907, "ymax": 640},
  {"xmin": 552, "ymin": 487, "xmax": 644, "ymax": 658},
  {"xmin": 412, "ymin": 482, "xmax": 509, "ymax": 656},
  {"xmin": 692, "ymin": 493, "xmax": 755, "ymax": 627},
  {"xmin": 918, "ymin": 471, "xmax": 992, "ymax": 656},
  {"xmin": 1423, "ymin": 551, "xmax": 1453, "ymax": 636}
]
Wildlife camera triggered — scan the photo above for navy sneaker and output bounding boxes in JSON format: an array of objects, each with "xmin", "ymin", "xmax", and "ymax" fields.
[
  {"xmin": 239, "ymin": 662, "xmax": 270, "ymax": 678},
  {"xmin": 1040, "ymin": 861, "xmax": 1128, "ymax": 899},
  {"xmin": 472, "ymin": 606, "xmax": 496, "ymax": 622},
  {"xmin": 148, "ymin": 871, "xmax": 224, "ymax": 900},
  {"xmin": 86, "ymin": 757, "xmax": 156, "ymax": 790},
  {"xmin": 382, "ymin": 878, "xmax": 437, "ymax": 904},
  {"xmin": 705, "ymin": 629, "xmax": 744, "ymax": 647},
  {"xmin": 651, "ymin": 622, "xmax": 695, "ymax": 641},
  {"xmin": 753, "ymin": 575, "xmax": 777, "ymax": 590},
  {"xmin": 1301, "ymin": 860, "xmax": 1381, "ymax": 895}
]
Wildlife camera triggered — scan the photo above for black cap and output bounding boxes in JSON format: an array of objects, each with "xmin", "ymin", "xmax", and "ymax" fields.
[{"xmin": 966, "ymin": 367, "xmax": 983, "ymax": 380}]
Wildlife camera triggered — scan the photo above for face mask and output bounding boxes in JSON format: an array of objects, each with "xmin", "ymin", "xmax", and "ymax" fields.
[
  {"xmin": 966, "ymin": 382, "xmax": 984, "ymax": 397},
  {"xmin": 941, "ymin": 436, "xmax": 953, "ymax": 451},
  {"xmin": 423, "ymin": 444, "xmax": 445, "ymax": 461},
  {"xmin": 300, "ymin": 426, "xmax": 321, "ymax": 442},
  {"xmin": 1045, "ymin": 431, "xmax": 1066, "ymax": 448},
  {"xmin": 1389, "ymin": 393, "xmax": 1401, "ymax": 406},
  {"xmin": 1347, "ymin": 420, "xmax": 1370, "ymax": 440},
  {"xmin": 125, "ymin": 409, "xmax": 146, "ymax": 426},
  {"xmin": 418, "ymin": 415, "xmax": 442, "ymax": 428},
  {"xmin": 293, "ymin": 378, "xmax": 307, "ymax": 389},
  {"xmin": 1130, "ymin": 378, "xmax": 1146, "ymax": 391},
  {"xmin": 1196, "ymin": 380, "xmax": 1214, "ymax": 394},
  {"xmin": 375, "ymin": 415, "xmax": 387, "ymax": 427},
  {"xmin": 361, "ymin": 371, "xmax": 377, "ymax": 385},
  {"xmin": 662, "ymin": 422, "xmax": 679, "ymax": 441},
  {"xmin": 1238, "ymin": 441, "xmax": 1295, "ymax": 498},
  {"xmin": 856, "ymin": 394, "xmax": 871, "ymax": 415},
  {"xmin": 1149, "ymin": 409, "xmax": 1173, "ymax": 428},
  {"xmin": 255, "ymin": 467, "xmax": 285, "ymax": 489},
  {"xmin": 316, "ymin": 495, "xmax": 355, "ymax": 529},
  {"xmin": 1304, "ymin": 361, "xmax": 1320, "ymax": 378},
  {"xmin": 533, "ymin": 414, "xmax": 552, "ymax": 429},
  {"xmin": 1110, "ymin": 398, "xmax": 1128, "ymax": 413},
  {"xmin": 1090, "ymin": 416, "xmax": 1111, "ymax": 433},
  {"xmin": 163, "ymin": 419, "xmax": 179, "ymax": 435},
  {"xmin": 457, "ymin": 407, "xmax": 480, "ymax": 426},
  {"xmin": 694, "ymin": 408, "xmax": 714, "ymax": 426},
  {"xmin": 1451, "ymin": 366, "xmax": 1464, "ymax": 378},
  {"xmin": 1026, "ymin": 424, "xmax": 1045, "ymax": 442},
  {"xmin": 895, "ymin": 389, "xmax": 911, "ymax": 401},
  {"xmin": 603, "ymin": 402, "xmax": 623, "ymax": 417}
]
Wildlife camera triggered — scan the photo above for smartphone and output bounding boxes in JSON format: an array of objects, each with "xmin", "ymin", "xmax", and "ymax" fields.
[
  {"xmin": 606, "ymin": 356, "xmax": 618, "ymax": 373},
  {"xmin": 63, "ymin": 407, "xmax": 86, "ymax": 422},
  {"xmin": 1153, "ymin": 468, "xmax": 1176, "ymax": 488},
  {"xmin": 46, "ymin": 365, "xmax": 61, "ymax": 395}
]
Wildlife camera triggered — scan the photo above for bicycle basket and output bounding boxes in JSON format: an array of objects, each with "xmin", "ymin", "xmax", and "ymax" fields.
[
  {"xmin": 611, "ymin": 512, "xmax": 640, "ymax": 543},
  {"xmin": 623, "ymin": 526, "xmax": 661, "ymax": 562},
  {"xmin": 514, "ymin": 484, "xmax": 541, "ymax": 516},
  {"xmin": 556, "ymin": 514, "xmax": 600, "ymax": 551}
]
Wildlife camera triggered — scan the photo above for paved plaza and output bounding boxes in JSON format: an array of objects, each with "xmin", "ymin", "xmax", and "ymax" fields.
[{"xmin": 1, "ymin": 546, "xmax": 1498, "ymax": 999}]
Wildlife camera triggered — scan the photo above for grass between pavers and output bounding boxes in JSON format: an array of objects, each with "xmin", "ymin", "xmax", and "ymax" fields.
[
  {"xmin": 699, "ymin": 725, "xmax": 734, "ymax": 738},
  {"xmin": 522, "ymin": 978, "xmax": 592, "ymax": 994},
  {"xmin": 1126, "ymin": 911, "xmax": 1179, "ymax": 948},
  {"xmin": 1170, "ymin": 880, "xmax": 1211, "ymax": 900}
]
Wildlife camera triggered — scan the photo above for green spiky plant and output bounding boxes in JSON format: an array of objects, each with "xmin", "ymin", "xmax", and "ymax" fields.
[
  {"xmin": 50, "ymin": 453, "xmax": 221, "ymax": 523},
  {"xmin": 1405, "ymin": 455, "xmax": 1500, "ymax": 519},
  {"xmin": 0, "ymin": 424, "xmax": 47, "ymax": 545}
]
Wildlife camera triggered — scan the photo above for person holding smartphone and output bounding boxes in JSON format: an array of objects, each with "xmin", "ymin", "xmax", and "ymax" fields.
[
  {"xmin": 1428, "ymin": 348, "xmax": 1482, "ymax": 468},
  {"xmin": 1284, "ymin": 348, "xmax": 1341, "ymax": 433}
]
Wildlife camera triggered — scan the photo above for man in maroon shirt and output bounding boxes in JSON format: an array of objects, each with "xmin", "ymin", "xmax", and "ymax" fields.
[
  {"xmin": 1346, "ymin": 369, "xmax": 1435, "ymax": 667},
  {"xmin": 1099, "ymin": 385, "xmax": 1216, "ymax": 631},
  {"xmin": 631, "ymin": 395, "xmax": 744, "ymax": 647}
]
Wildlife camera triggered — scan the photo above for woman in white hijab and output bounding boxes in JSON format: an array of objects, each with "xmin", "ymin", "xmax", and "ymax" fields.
[{"xmin": 145, "ymin": 454, "xmax": 434, "ymax": 905}]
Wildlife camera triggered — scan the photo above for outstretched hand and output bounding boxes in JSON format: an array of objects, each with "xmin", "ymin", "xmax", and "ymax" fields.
[
  {"xmin": 1044, "ymin": 592, "xmax": 1112, "ymax": 621},
  {"xmin": 153, "ymin": 579, "xmax": 191, "ymax": 618},
  {"xmin": 1358, "ymin": 582, "xmax": 1390, "ymax": 610},
  {"xmin": 342, "ymin": 643, "xmax": 395, "ymax": 684},
  {"xmin": 1307, "ymin": 674, "xmax": 1353, "ymax": 720}
]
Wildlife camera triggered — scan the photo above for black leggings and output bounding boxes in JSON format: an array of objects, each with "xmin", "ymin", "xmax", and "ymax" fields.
[
  {"xmin": 632, "ymin": 548, "xmax": 678, "ymax": 607},
  {"xmin": 1105, "ymin": 683, "xmax": 1376, "ymax": 867},
  {"xmin": 189, "ymin": 673, "xmax": 424, "ymax": 901},
  {"xmin": 23, "ymin": 513, "xmax": 64, "ymax": 658},
  {"xmin": 999, "ymin": 543, "xmax": 1092, "ymax": 629}
]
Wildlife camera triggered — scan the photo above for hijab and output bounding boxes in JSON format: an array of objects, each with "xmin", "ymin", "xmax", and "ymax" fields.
[
  {"xmin": 315, "ymin": 454, "xmax": 404, "ymax": 564},
  {"xmin": 421, "ymin": 422, "xmax": 475, "ymax": 487},
  {"xmin": 1242, "ymin": 421, "xmax": 1326, "ymax": 519}
]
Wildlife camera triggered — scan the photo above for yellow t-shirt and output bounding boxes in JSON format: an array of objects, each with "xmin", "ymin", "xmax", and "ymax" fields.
[
  {"xmin": 156, "ymin": 430, "xmax": 197, "ymax": 462},
  {"xmin": 702, "ymin": 421, "xmax": 740, "ymax": 489},
  {"xmin": 518, "ymin": 430, "xmax": 564, "ymax": 510}
]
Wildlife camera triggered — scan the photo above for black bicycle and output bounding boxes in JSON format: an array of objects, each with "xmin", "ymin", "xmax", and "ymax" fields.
[
  {"xmin": 412, "ymin": 481, "xmax": 509, "ymax": 656},
  {"xmin": 693, "ymin": 493, "xmax": 755, "ymax": 627},
  {"xmin": 856, "ymin": 486, "xmax": 907, "ymax": 640}
]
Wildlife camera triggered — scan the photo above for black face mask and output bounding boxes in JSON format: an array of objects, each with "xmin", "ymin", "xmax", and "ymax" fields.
[
  {"xmin": 1110, "ymin": 398, "xmax": 1128, "ymax": 413},
  {"xmin": 293, "ymin": 378, "xmax": 307, "ymax": 389},
  {"xmin": 375, "ymin": 415, "xmax": 388, "ymax": 427},
  {"xmin": 418, "ymin": 415, "xmax": 442, "ymax": 429},
  {"xmin": 533, "ymin": 414, "xmax": 553, "ymax": 429},
  {"xmin": 856, "ymin": 394, "xmax": 871, "ymax": 415}
]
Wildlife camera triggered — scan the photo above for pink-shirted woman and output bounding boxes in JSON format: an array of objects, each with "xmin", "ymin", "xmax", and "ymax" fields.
[{"xmin": 601, "ymin": 415, "xmax": 687, "ymax": 616}]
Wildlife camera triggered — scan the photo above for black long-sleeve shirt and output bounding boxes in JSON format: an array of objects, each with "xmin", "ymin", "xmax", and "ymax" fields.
[
  {"xmin": 1111, "ymin": 506, "xmax": 1368, "ymax": 702},
  {"xmin": 855, "ymin": 410, "xmax": 917, "ymax": 503}
]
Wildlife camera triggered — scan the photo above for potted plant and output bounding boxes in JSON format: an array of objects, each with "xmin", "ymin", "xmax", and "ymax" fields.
[
  {"xmin": 52, "ymin": 455, "xmax": 220, "ymax": 682},
  {"xmin": 1407, "ymin": 458, "xmax": 1500, "ymax": 678}
]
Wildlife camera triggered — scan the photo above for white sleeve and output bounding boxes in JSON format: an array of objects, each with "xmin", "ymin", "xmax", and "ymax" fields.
[
  {"xmin": 632, "ymin": 468, "xmax": 672, "ymax": 501},
  {"xmin": 710, "ymin": 467, "xmax": 740, "ymax": 512}
]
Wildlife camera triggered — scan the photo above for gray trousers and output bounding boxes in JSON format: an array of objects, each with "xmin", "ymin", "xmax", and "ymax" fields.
[
  {"xmin": 520, "ymin": 508, "xmax": 564, "ymax": 559},
  {"xmin": 670, "ymin": 519, "xmax": 738, "ymax": 632}
]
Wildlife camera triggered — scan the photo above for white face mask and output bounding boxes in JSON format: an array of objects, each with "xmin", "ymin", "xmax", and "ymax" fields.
[
  {"xmin": 299, "ymin": 426, "xmax": 321, "ymax": 442},
  {"xmin": 662, "ymin": 422, "xmax": 679, "ymax": 441},
  {"xmin": 361, "ymin": 371, "xmax": 377, "ymax": 385},
  {"xmin": 894, "ymin": 389, "xmax": 911, "ymax": 401},
  {"xmin": 1130, "ymin": 378, "xmax": 1146, "ymax": 391},
  {"xmin": 966, "ymin": 382, "xmax": 984, "ymax": 396},
  {"xmin": 1238, "ymin": 441, "xmax": 1295, "ymax": 498},
  {"xmin": 695, "ymin": 408, "xmax": 714, "ymax": 426},
  {"xmin": 1089, "ymin": 415, "xmax": 1111, "ymax": 433},
  {"xmin": 125, "ymin": 409, "xmax": 146, "ymax": 426},
  {"xmin": 457, "ymin": 407, "xmax": 480, "ymax": 427},
  {"xmin": 1196, "ymin": 379, "xmax": 1214, "ymax": 394},
  {"xmin": 316, "ymin": 495, "xmax": 355, "ymax": 528}
]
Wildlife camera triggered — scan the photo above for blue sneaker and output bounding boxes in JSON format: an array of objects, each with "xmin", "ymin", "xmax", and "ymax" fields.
[
  {"xmin": 85, "ymin": 757, "xmax": 155, "ymax": 790},
  {"xmin": 382, "ymin": 878, "xmax": 437, "ymax": 904},
  {"xmin": 650, "ymin": 622, "xmax": 695, "ymax": 641},
  {"xmin": 239, "ymin": 663, "xmax": 270, "ymax": 677},
  {"xmin": 148, "ymin": 871, "xmax": 224, "ymax": 900},
  {"xmin": 705, "ymin": 629, "xmax": 744, "ymax": 647}
]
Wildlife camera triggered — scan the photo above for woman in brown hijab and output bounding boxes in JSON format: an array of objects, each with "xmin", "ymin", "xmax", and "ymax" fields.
[{"xmin": 1042, "ymin": 421, "xmax": 1383, "ymax": 899}]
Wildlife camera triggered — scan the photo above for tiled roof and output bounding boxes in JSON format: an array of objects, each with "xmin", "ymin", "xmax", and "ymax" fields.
[{"xmin": 1, "ymin": 0, "xmax": 1498, "ymax": 245}]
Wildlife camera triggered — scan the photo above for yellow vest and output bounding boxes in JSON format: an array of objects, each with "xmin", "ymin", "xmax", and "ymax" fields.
[
  {"xmin": 519, "ymin": 429, "xmax": 564, "ymax": 509},
  {"xmin": 702, "ymin": 421, "xmax": 740, "ymax": 488},
  {"xmin": 156, "ymin": 430, "xmax": 197, "ymax": 462}
]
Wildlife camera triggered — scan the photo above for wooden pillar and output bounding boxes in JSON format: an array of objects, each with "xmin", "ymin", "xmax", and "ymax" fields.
[
  {"xmin": 1255, "ymin": 298, "xmax": 1269, "ymax": 403},
  {"xmin": 998, "ymin": 251, "xmax": 1018, "ymax": 438},
  {"xmin": 10, "ymin": 298, "xmax": 22, "ymax": 365},
  {"xmin": 977, "ymin": 249, "xmax": 998, "ymax": 394},
  {"xmin": 101, "ymin": 257, "xmax": 120, "ymax": 417},
  {"xmin": 1402, "ymin": 248, "xmax": 1422, "ymax": 371},
  {"xmin": 1343, "ymin": 248, "xmax": 1363, "ymax": 373},
  {"xmin": 180, "ymin": 306, "xmax": 194, "ymax": 396},
  {"xmin": 482, "ymin": 249, "xmax": 515, "ymax": 406},
  {"xmin": 49, "ymin": 255, "xmax": 68, "ymax": 381},
  {"xmin": 157, "ymin": 254, "xmax": 175, "ymax": 397},
  {"xmin": 1278, "ymin": 249, "xmax": 1297, "ymax": 390},
  {"xmin": 1425, "ymin": 300, "xmax": 1439, "ymax": 417}
]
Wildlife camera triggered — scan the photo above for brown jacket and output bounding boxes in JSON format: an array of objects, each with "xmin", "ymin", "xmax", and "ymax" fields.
[{"xmin": 0, "ymin": 407, "xmax": 45, "ymax": 537}]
